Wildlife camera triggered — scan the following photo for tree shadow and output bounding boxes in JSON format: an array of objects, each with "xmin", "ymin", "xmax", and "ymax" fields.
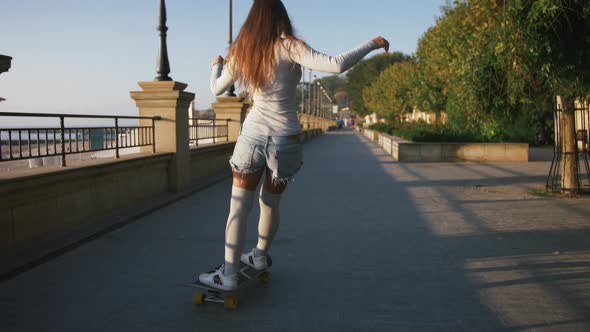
[{"xmin": 357, "ymin": 134, "xmax": 590, "ymax": 330}]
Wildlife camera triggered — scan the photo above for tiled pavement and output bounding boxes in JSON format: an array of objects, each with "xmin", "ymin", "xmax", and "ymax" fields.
[{"xmin": 1, "ymin": 130, "xmax": 589, "ymax": 331}]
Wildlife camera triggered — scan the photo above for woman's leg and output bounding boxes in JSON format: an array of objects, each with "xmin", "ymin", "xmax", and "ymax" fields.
[
  {"xmin": 223, "ymin": 168, "xmax": 264, "ymax": 276},
  {"xmin": 254, "ymin": 167, "xmax": 288, "ymax": 257}
]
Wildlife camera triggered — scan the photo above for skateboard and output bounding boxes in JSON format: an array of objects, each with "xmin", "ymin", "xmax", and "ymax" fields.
[{"xmin": 188, "ymin": 258, "xmax": 272, "ymax": 310}]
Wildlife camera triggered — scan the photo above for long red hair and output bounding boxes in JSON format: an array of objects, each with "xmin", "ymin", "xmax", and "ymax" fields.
[{"xmin": 227, "ymin": 0, "xmax": 299, "ymax": 92}]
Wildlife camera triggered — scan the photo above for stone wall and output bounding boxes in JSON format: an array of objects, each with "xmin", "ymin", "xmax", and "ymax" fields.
[
  {"xmin": 0, "ymin": 128, "xmax": 324, "ymax": 252},
  {"xmin": 190, "ymin": 143, "xmax": 235, "ymax": 185},
  {"xmin": 0, "ymin": 153, "xmax": 172, "ymax": 250}
]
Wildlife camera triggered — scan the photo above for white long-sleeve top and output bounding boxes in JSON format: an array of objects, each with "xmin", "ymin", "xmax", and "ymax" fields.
[{"xmin": 210, "ymin": 39, "xmax": 379, "ymax": 136}]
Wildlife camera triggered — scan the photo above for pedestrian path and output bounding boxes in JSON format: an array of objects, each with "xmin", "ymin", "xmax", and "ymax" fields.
[{"xmin": 1, "ymin": 130, "xmax": 589, "ymax": 331}]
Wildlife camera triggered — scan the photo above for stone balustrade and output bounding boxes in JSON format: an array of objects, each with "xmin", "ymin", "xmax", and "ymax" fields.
[{"xmin": 0, "ymin": 79, "xmax": 329, "ymax": 256}]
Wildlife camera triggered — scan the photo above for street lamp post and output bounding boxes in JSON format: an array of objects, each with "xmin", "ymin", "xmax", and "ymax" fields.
[
  {"xmin": 320, "ymin": 86, "xmax": 324, "ymax": 117},
  {"xmin": 319, "ymin": 85, "xmax": 324, "ymax": 117},
  {"xmin": 307, "ymin": 68, "xmax": 313, "ymax": 114},
  {"xmin": 320, "ymin": 87, "xmax": 324, "ymax": 118},
  {"xmin": 314, "ymin": 76, "xmax": 319, "ymax": 116},
  {"xmin": 324, "ymin": 89, "xmax": 327, "ymax": 118},
  {"xmin": 318, "ymin": 81, "xmax": 324, "ymax": 117},
  {"xmin": 324, "ymin": 90, "xmax": 327, "ymax": 118},
  {"xmin": 155, "ymin": 0, "xmax": 172, "ymax": 81},
  {"xmin": 324, "ymin": 93, "xmax": 330, "ymax": 118},
  {"xmin": 301, "ymin": 66, "xmax": 305, "ymax": 113},
  {"xmin": 317, "ymin": 82, "xmax": 321, "ymax": 117},
  {"xmin": 0, "ymin": 54, "xmax": 12, "ymax": 102},
  {"xmin": 226, "ymin": 0, "xmax": 236, "ymax": 97}
]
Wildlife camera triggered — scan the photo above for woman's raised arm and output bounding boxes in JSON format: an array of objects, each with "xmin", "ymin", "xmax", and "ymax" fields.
[
  {"xmin": 288, "ymin": 36, "xmax": 389, "ymax": 74},
  {"xmin": 210, "ymin": 56, "xmax": 236, "ymax": 96}
]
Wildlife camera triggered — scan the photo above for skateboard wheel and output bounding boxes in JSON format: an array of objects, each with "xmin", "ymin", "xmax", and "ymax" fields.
[
  {"xmin": 258, "ymin": 271, "xmax": 272, "ymax": 284},
  {"xmin": 192, "ymin": 293, "xmax": 206, "ymax": 305},
  {"xmin": 224, "ymin": 297, "xmax": 238, "ymax": 310}
]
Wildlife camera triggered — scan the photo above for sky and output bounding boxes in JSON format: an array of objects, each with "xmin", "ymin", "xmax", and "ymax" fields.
[{"xmin": 0, "ymin": 0, "xmax": 446, "ymax": 120}]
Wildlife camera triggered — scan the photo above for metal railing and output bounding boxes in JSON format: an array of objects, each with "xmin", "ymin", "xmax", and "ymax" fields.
[
  {"xmin": 0, "ymin": 112, "xmax": 161, "ymax": 167},
  {"xmin": 189, "ymin": 118, "xmax": 230, "ymax": 146}
]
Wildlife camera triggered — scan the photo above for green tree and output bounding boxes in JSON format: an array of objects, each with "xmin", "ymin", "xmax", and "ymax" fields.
[
  {"xmin": 415, "ymin": 0, "xmax": 506, "ymax": 135},
  {"xmin": 319, "ymin": 75, "xmax": 347, "ymax": 99},
  {"xmin": 346, "ymin": 52, "xmax": 409, "ymax": 116},
  {"xmin": 413, "ymin": 0, "xmax": 560, "ymax": 143},
  {"xmin": 362, "ymin": 62, "xmax": 418, "ymax": 121},
  {"xmin": 525, "ymin": 0, "xmax": 590, "ymax": 193}
]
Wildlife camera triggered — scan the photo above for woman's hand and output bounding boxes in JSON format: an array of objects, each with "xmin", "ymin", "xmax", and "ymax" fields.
[
  {"xmin": 372, "ymin": 36, "xmax": 390, "ymax": 53},
  {"xmin": 212, "ymin": 55, "xmax": 224, "ymax": 66}
]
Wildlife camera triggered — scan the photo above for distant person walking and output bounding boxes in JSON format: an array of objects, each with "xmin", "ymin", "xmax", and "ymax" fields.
[{"xmin": 199, "ymin": 0, "xmax": 389, "ymax": 290}]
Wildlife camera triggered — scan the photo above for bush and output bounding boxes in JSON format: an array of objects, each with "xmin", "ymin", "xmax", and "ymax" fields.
[{"xmin": 368, "ymin": 121, "xmax": 511, "ymax": 143}]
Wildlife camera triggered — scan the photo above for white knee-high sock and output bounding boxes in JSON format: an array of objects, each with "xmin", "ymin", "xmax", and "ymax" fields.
[
  {"xmin": 255, "ymin": 188, "xmax": 282, "ymax": 257},
  {"xmin": 224, "ymin": 186, "xmax": 255, "ymax": 276}
]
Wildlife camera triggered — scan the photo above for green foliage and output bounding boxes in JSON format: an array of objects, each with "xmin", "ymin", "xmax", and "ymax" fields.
[
  {"xmin": 368, "ymin": 122, "xmax": 483, "ymax": 143},
  {"xmin": 361, "ymin": 0, "xmax": 590, "ymax": 145},
  {"xmin": 368, "ymin": 119, "xmax": 534, "ymax": 143},
  {"xmin": 345, "ymin": 52, "xmax": 409, "ymax": 117},
  {"xmin": 525, "ymin": 0, "xmax": 590, "ymax": 99},
  {"xmin": 362, "ymin": 62, "xmax": 418, "ymax": 121},
  {"xmin": 367, "ymin": 108, "xmax": 550, "ymax": 144},
  {"xmin": 318, "ymin": 75, "xmax": 347, "ymax": 99}
]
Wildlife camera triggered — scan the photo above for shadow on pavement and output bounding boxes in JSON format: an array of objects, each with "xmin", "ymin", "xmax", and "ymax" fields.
[{"xmin": 0, "ymin": 130, "xmax": 588, "ymax": 331}]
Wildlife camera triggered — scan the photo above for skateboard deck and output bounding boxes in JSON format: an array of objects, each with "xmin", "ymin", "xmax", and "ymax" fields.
[{"xmin": 188, "ymin": 259, "xmax": 272, "ymax": 309}]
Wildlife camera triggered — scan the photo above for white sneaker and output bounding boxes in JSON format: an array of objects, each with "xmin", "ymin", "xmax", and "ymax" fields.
[
  {"xmin": 198, "ymin": 265, "xmax": 238, "ymax": 291},
  {"xmin": 240, "ymin": 249, "xmax": 272, "ymax": 270}
]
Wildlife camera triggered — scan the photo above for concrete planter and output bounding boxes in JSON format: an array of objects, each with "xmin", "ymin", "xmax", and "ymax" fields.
[{"xmin": 361, "ymin": 128, "xmax": 528, "ymax": 162}]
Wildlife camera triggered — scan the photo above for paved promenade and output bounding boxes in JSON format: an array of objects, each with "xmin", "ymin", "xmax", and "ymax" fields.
[{"xmin": 1, "ymin": 130, "xmax": 589, "ymax": 331}]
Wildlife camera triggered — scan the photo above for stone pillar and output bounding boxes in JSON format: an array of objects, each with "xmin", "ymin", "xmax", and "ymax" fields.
[
  {"xmin": 130, "ymin": 81, "xmax": 195, "ymax": 192},
  {"xmin": 328, "ymin": 119, "xmax": 336, "ymax": 131},
  {"xmin": 297, "ymin": 112, "xmax": 303, "ymax": 129},
  {"xmin": 298, "ymin": 113, "xmax": 309, "ymax": 129},
  {"xmin": 212, "ymin": 96, "xmax": 250, "ymax": 142},
  {"xmin": 311, "ymin": 115, "xmax": 319, "ymax": 130},
  {"xmin": 306, "ymin": 115, "xmax": 314, "ymax": 129}
]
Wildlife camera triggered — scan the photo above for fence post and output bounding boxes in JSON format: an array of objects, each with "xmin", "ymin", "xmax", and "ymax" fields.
[
  {"xmin": 152, "ymin": 118, "xmax": 157, "ymax": 153},
  {"xmin": 60, "ymin": 116, "xmax": 66, "ymax": 167},
  {"xmin": 115, "ymin": 117, "xmax": 120, "ymax": 159}
]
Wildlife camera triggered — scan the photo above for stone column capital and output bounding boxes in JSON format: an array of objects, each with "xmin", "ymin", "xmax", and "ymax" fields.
[{"xmin": 130, "ymin": 81, "xmax": 195, "ymax": 108}]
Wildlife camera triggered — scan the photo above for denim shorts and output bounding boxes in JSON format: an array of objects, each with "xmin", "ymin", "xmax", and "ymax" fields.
[{"xmin": 229, "ymin": 127, "xmax": 304, "ymax": 184}]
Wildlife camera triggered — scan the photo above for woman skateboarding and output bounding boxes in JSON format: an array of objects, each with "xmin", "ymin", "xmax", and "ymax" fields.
[{"xmin": 198, "ymin": 0, "xmax": 389, "ymax": 291}]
